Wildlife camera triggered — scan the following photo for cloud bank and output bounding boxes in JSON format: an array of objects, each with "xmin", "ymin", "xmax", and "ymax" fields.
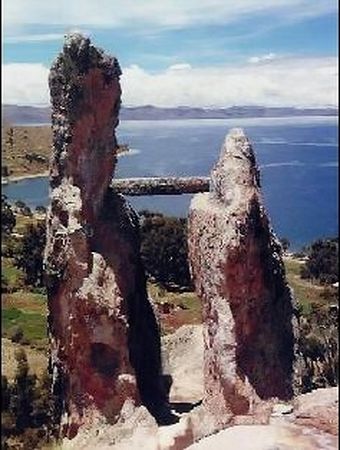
[
  {"xmin": 2, "ymin": 57, "xmax": 338, "ymax": 108},
  {"xmin": 2, "ymin": 63, "xmax": 50, "ymax": 106},
  {"xmin": 5, "ymin": 33, "xmax": 65, "ymax": 44},
  {"xmin": 4, "ymin": 0, "xmax": 336, "ymax": 30}
]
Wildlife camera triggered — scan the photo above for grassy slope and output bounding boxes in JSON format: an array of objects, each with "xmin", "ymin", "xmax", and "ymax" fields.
[
  {"xmin": 2, "ymin": 125, "xmax": 128, "ymax": 179},
  {"xmin": 2, "ymin": 290, "xmax": 48, "ymax": 345},
  {"xmin": 148, "ymin": 282, "xmax": 202, "ymax": 335},
  {"xmin": 284, "ymin": 257, "xmax": 328, "ymax": 314},
  {"xmin": 2, "ymin": 217, "xmax": 48, "ymax": 349},
  {"xmin": 2, "ymin": 126, "xmax": 51, "ymax": 178},
  {"xmin": 2, "ymin": 256, "xmax": 49, "ymax": 379},
  {"xmin": 14, "ymin": 213, "xmax": 45, "ymax": 233},
  {"xmin": 2, "ymin": 338, "xmax": 48, "ymax": 381}
]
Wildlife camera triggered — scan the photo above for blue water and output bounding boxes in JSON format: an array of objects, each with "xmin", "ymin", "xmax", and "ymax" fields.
[{"xmin": 3, "ymin": 116, "xmax": 338, "ymax": 250}]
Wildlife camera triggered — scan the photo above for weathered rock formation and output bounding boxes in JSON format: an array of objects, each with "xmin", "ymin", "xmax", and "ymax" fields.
[
  {"xmin": 44, "ymin": 33, "xmax": 168, "ymax": 438},
  {"xmin": 188, "ymin": 128, "xmax": 301, "ymax": 428},
  {"xmin": 61, "ymin": 323, "xmax": 338, "ymax": 450}
]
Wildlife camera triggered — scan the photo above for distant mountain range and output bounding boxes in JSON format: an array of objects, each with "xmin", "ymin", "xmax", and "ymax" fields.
[{"xmin": 2, "ymin": 104, "xmax": 337, "ymax": 125}]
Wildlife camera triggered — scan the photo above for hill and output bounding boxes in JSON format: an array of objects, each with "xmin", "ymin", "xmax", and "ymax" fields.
[
  {"xmin": 2, "ymin": 104, "xmax": 337, "ymax": 125},
  {"xmin": 1, "ymin": 125, "xmax": 130, "ymax": 180}
]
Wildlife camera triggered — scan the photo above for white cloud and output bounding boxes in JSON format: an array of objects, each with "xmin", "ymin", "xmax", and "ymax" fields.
[
  {"xmin": 3, "ymin": 0, "xmax": 336, "ymax": 30},
  {"xmin": 121, "ymin": 57, "xmax": 338, "ymax": 108},
  {"xmin": 2, "ymin": 63, "xmax": 50, "ymax": 105},
  {"xmin": 168, "ymin": 64, "xmax": 192, "ymax": 71},
  {"xmin": 5, "ymin": 33, "xmax": 64, "ymax": 43},
  {"xmin": 2, "ymin": 57, "xmax": 338, "ymax": 108},
  {"xmin": 248, "ymin": 53, "xmax": 277, "ymax": 64}
]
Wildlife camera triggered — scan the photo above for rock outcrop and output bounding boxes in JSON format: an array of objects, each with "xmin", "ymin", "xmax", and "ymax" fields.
[
  {"xmin": 188, "ymin": 128, "xmax": 301, "ymax": 428},
  {"xmin": 187, "ymin": 386, "xmax": 338, "ymax": 450},
  {"xmin": 61, "ymin": 323, "xmax": 338, "ymax": 449},
  {"xmin": 294, "ymin": 387, "xmax": 339, "ymax": 435},
  {"xmin": 187, "ymin": 422, "xmax": 338, "ymax": 450},
  {"xmin": 44, "ymin": 33, "xmax": 168, "ymax": 438}
]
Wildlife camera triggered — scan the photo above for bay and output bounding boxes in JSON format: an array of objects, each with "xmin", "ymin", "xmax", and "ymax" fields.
[{"xmin": 3, "ymin": 116, "xmax": 338, "ymax": 250}]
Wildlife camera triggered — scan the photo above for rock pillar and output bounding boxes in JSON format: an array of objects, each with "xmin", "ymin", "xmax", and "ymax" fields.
[
  {"xmin": 188, "ymin": 128, "xmax": 300, "ymax": 427},
  {"xmin": 44, "ymin": 33, "xmax": 167, "ymax": 438}
]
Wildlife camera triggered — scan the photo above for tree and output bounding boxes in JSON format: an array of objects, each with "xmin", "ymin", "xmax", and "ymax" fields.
[
  {"xmin": 10, "ymin": 326, "xmax": 24, "ymax": 344},
  {"xmin": 139, "ymin": 211, "xmax": 192, "ymax": 289},
  {"xmin": 279, "ymin": 237, "xmax": 290, "ymax": 252},
  {"xmin": 35, "ymin": 205, "xmax": 47, "ymax": 215},
  {"xmin": 31, "ymin": 370, "xmax": 53, "ymax": 429},
  {"xmin": 6, "ymin": 127, "xmax": 14, "ymax": 148},
  {"xmin": 14, "ymin": 222, "xmax": 46, "ymax": 286},
  {"xmin": 2, "ymin": 376, "xmax": 11, "ymax": 411},
  {"xmin": 2, "ymin": 354, "xmax": 57, "ymax": 449},
  {"xmin": 2, "ymin": 165, "xmax": 9, "ymax": 177},
  {"xmin": 301, "ymin": 238, "xmax": 338, "ymax": 284},
  {"xmin": 10, "ymin": 349, "xmax": 37, "ymax": 432},
  {"xmin": 1, "ymin": 195, "xmax": 16, "ymax": 236},
  {"xmin": 1, "ymin": 274, "xmax": 9, "ymax": 293},
  {"xmin": 14, "ymin": 200, "xmax": 32, "ymax": 217},
  {"xmin": 298, "ymin": 302, "xmax": 338, "ymax": 392}
]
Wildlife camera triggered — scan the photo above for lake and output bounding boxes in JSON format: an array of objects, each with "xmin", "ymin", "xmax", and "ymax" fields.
[{"xmin": 3, "ymin": 116, "xmax": 338, "ymax": 250}]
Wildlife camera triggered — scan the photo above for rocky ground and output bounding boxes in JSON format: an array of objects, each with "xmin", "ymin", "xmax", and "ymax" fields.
[{"xmin": 61, "ymin": 324, "xmax": 338, "ymax": 450}]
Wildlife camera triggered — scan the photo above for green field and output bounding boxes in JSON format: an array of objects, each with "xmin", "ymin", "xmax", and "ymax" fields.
[
  {"xmin": 2, "ymin": 257, "xmax": 48, "ymax": 349},
  {"xmin": 2, "ymin": 291, "xmax": 47, "ymax": 346}
]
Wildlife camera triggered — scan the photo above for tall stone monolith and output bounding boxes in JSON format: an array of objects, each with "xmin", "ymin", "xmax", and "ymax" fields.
[
  {"xmin": 188, "ymin": 128, "xmax": 300, "ymax": 428},
  {"xmin": 44, "ymin": 33, "xmax": 168, "ymax": 439}
]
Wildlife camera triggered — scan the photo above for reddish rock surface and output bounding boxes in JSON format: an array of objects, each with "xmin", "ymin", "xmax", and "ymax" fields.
[
  {"xmin": 188, "ymin": 128, "xmax": 301, "ymax": 428},
  {"xmin": 44, "ymin": 33, "xmax": 168, "ymax": 438}
]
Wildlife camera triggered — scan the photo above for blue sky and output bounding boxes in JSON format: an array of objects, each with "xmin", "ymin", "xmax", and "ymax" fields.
[{"xmin": 2, "ymin": 0, "xmax": 338, "ymax": 107}]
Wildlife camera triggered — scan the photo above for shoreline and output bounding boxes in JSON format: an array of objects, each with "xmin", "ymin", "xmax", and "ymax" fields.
[
  {"xmin": 3, "ymin": 114, "xmax": 338, "ymax": 127},
  {"xmin": 2, "ymin": 171, "xmax": 49, "ymax": 185}
]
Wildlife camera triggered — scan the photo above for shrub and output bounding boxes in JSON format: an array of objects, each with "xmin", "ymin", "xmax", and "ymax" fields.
[
  {"xmin": 298, "ymin": 302, "xmax": 338, "ymax": 392},
  {"xmin": 10, "ymin": 326, "xmax": 24, "ymax": 344},
  {"xmin": 139, "ymin": 211, "xmax": 192, "ymax": 289},
  {"xmin": 279, "ymin": 237, "xmax": 290, "ymax": 252},
  {"xmin": 1, "ymin": 195, "xmax": 16, "ymax": 236},
  {"xmin": 2, "ymin": 354, "xmax": 58, "ymax": 449},
  {"xmin": 2, "ymin": 235, "xmax": 23, "ymax": 258},
  {"xmin": 300, "ymin": 238, "xmax": 338, "ymax": 284},
  {"xmin": 2, "ymin": 165, "xmax": 9, "ymax": 177},
  {"xmin": 14, "ymin": 201, "xmax": 32, "ymax": 217},
  {"xmin": 14, "ymin": 222, "xmax": 46, "ymax": 287},
  {"xmin": 2, "ymin": 274, "xmax": 9, "ymax": 293},
  {"xmin": 10, "ymin": 349, "xmax": 36, "ymax": 432},
  {"xmin": 35, "ymin": 205, "xmax": 47, "ymax": 215},
  {"xmin": 2, "ymin": 376, "xmax": 11, "ymax": 411},
  {"xmin": 2, "ymin": 260, "xmax": 26, "ymax": 292}
]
